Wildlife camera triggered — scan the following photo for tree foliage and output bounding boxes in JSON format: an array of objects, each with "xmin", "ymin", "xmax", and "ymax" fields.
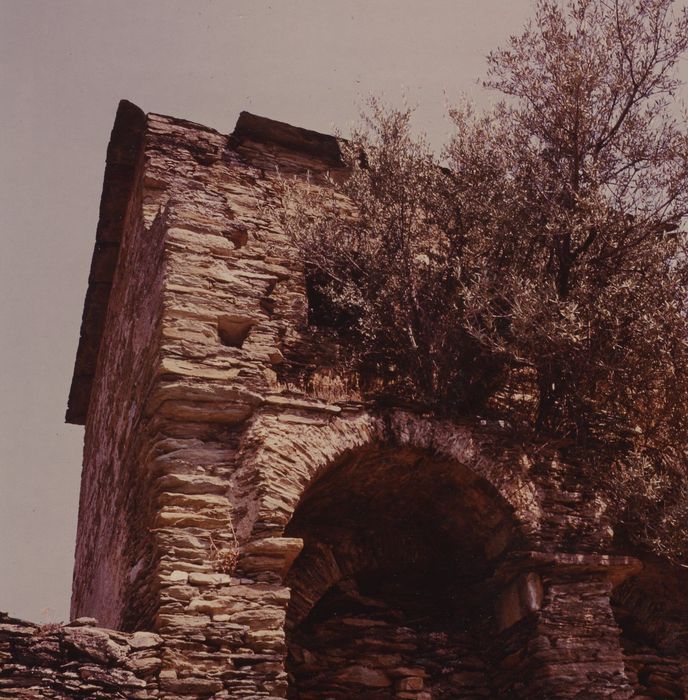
[{"xmin": 274, "ymin": 0, "xmax": 688, "ymax": 560}]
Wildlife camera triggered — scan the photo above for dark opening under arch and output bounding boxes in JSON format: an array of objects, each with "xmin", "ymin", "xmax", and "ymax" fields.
[{"xmin": 284, "ymin": 444, "xmax": 520, "ymax": 699}]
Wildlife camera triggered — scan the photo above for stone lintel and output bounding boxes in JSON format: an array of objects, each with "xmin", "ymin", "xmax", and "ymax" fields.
[
  {"xmin": 495, "ymin": 551, "xmax": 642, "ymax": 587},
  {"xmin": 231, "ymin": 110, "xmax": 344, "ymax": 168}
]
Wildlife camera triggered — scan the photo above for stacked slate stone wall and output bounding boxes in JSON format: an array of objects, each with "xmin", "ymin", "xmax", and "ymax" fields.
[
  {"xmin": 0, "ymin": 615, "xmax": 162, "ymax": 699},
  {"xmin": 1, "ymin": 102, "xmax": 686, "ymax": 698}
]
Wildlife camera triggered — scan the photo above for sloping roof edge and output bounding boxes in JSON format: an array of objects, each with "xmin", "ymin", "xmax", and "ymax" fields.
[{"xmin": 66, "ymin": 100, "xmax": 146, "ymax": 425}]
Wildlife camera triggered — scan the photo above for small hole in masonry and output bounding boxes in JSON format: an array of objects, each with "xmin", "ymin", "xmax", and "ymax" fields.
[
  {"xmin": 222, "ymin": 226, "xmax": 249, "ymax": 248},
  {"xmin": 218, "ymin": 315, "xmax": 256, "ymax": 347}
]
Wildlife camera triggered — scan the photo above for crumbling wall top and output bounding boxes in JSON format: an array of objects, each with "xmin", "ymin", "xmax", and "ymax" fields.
[{"xmin": 66, "ymin": 100, "xmax": 341, "ymax": 425}]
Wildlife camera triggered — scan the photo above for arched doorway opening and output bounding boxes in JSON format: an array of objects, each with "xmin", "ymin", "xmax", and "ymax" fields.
[
  {"xmin": 611, "ymin": 559, "xmax": 688, "ymax": 699},
  {"xmin": 284, "ymin": 444, "xmax": 519, "ymax": 699}
]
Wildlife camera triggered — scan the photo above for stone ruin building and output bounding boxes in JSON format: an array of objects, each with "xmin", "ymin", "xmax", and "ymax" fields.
[{"xmin": 2, "ymin": 99, "xmax": 688, "ymax": 699}]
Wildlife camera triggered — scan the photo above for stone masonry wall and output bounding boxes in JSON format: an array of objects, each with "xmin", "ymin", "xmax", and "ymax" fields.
[
  {"xmin": 71, "ymin": 102, "xmax": 168, "ymax": 630},
  {"xmin": 0, "ymin": 614, "xmax": 162, "ymax": 698},
  {"xmin": 2, "ymin": 102, "xmax": 686, "ymax": 698}
]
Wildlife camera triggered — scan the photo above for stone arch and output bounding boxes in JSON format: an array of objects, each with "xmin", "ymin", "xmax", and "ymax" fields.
[
  {"xmin": 228, "ymin": 408, "xmax": 544, "ymax": 698},
  {"xmin": 229, "ymin": 408, "xmax": 541, "ymax": 547},
  {"xmin": 283, "ymin": 442, "xmax": 525, "ymax": 629},
  {"xmin": 277, "ymin": 422, "xmax": 532, "ymax": 698}
]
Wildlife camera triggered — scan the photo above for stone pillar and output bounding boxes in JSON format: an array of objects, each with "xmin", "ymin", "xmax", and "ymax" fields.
[{"xmin": 492, "ymin": 552, "xmax": 641, "ymax": 699}]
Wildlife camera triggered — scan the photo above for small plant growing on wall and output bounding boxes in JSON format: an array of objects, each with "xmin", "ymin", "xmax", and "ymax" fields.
[{"xmin": 209, "ymin": 517, "xmax": 240, "ymax": 575}]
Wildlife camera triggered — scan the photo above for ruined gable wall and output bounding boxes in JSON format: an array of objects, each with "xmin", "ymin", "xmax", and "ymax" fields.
[{"xmin": 66, "ymin": 105, "xmax": 354, "ymax": 696}]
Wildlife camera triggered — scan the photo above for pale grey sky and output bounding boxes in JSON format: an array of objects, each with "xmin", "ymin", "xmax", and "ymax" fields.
[{"xmin": 1, "ymin": 0, "xmax": 685, "ymax": 624}]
